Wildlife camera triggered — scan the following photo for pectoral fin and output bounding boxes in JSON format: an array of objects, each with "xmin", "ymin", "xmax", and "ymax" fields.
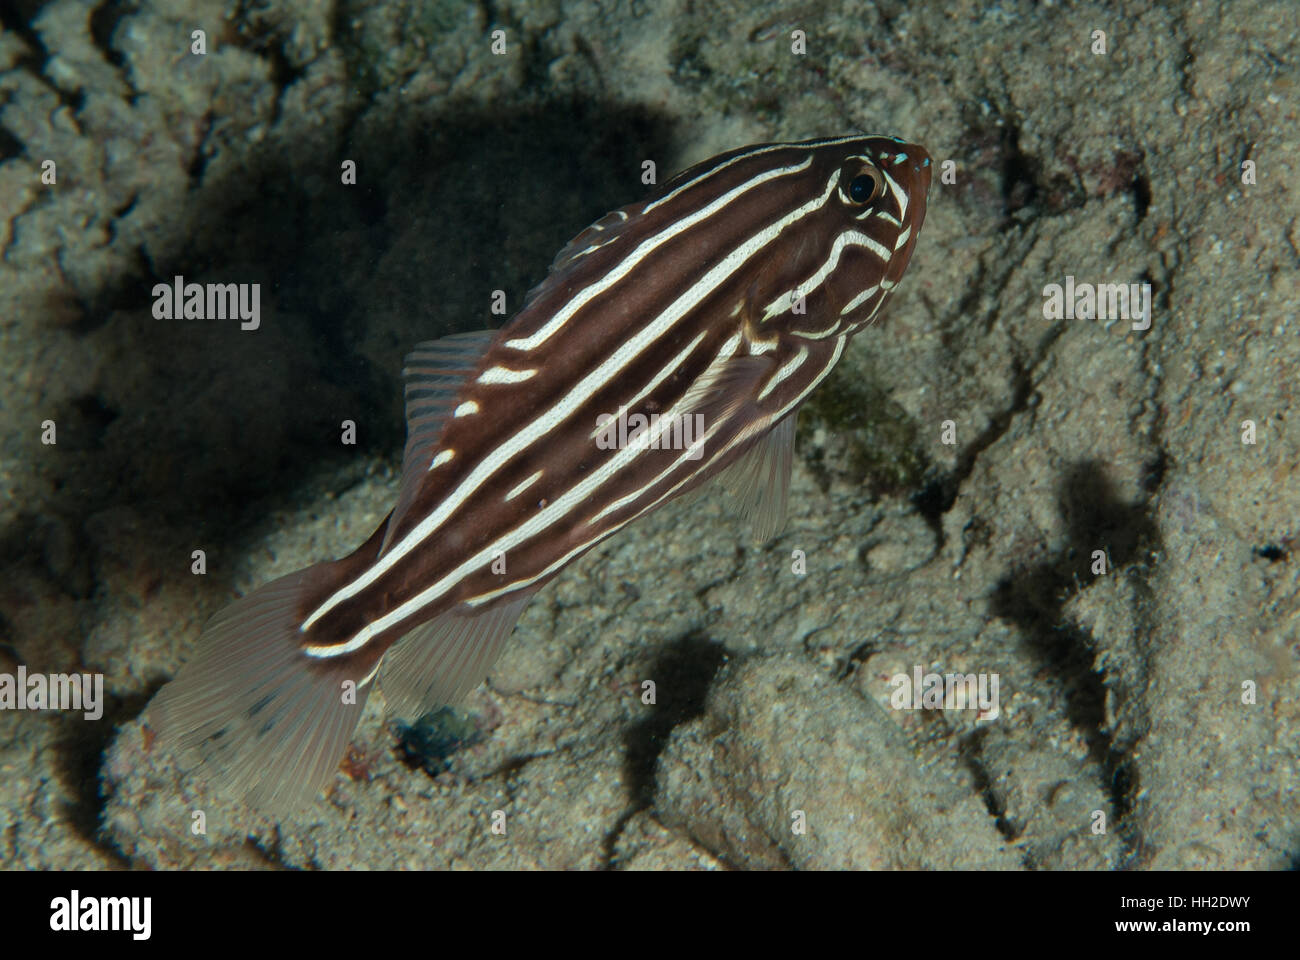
[{"xmin": 715, "ymin": 413, "xmax": 797, "ymax": 542}]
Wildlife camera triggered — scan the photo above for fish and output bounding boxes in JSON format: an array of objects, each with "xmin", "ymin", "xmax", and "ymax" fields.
[{"xmin": 145, "ymin": 134, "xmax": 933, "ymax": 810}]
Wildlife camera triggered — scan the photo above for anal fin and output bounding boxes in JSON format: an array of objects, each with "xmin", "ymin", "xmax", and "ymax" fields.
[{"xmin": 378, "ymin": 590, "xmax": 534, "ymax": 719}]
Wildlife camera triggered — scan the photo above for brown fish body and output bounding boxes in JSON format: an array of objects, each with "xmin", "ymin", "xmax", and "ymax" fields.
[{"xmin": 147, "ymin": 135, "xmax": 932, "ymax": 810}]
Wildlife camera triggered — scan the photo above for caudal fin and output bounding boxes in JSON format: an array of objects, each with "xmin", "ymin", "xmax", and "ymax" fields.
[{"xmin": 146, "ymin": 564, "xmax": 375, "ymax": 813}]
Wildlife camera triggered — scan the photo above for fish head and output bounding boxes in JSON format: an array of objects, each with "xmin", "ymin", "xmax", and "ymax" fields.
[{"xmin": 757, "ymin": 134, "xmax": 932, "ymax": 341}]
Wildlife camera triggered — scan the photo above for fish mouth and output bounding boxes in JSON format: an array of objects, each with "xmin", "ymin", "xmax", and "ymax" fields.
[
  {"xmin": 883, "ymin": 141, "xmax": 931, "ymax": 284},
  {"xmin": 910, "ymin": 144, "xmax": 933, "ymax": 195},
  {"xmin": 897, "ymin": 140, "xmax": 932, "ymax": 208}
]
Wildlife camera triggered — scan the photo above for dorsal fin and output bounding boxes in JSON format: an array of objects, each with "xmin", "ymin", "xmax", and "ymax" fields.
[
  {"xmin": 520, "ymin": 205, "xmax": 640, "ymax": 312},
  {"xmin": 548, "ymin": 208, "xmax": 634, "ymax": 273},
  {"xmin": 384, "ymin": 330, "xmax": 497, "ymax": 554},
  {"xmin": 656, "ymin": 153, "xmax": 723, "ymax": 195}
]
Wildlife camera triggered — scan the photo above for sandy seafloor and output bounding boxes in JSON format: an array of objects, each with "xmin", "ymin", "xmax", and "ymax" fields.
[{"xmin": 0, "ymin": 0, "xmax": 1297, "ymax": 870}]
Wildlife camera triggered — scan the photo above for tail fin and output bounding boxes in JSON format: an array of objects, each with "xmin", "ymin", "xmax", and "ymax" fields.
[{"xmin": 145, "ymin": 564, "xmax": 375, "ymax": 813}]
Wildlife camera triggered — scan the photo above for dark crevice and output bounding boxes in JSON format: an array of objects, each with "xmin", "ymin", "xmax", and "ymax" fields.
[
  {"xmin": 517, "ymin": 24, "xmax": 552, "ymax": 93},
  {"xmin": 1000, "ymin": 123, "xmax": 1087, "ymax": 226},
  {"xmin": 0, "ymin": 1, "xmax": 88, "ymax": 111},
  {"xmin": 0, "ymin": 125, "xmax": 24, "ymax": 162},
  {"xmin": 1140, "ymin": 445, "xmax": 1167, "ymax": 494},
  {"xmin": 89, "ymin": 0, "xmax": 134, "ymax": 70},
  {"xmin": 52, "ymin": 683, "xmax": 161, "ymax": 869},
  {"xmin": 1253, "ymin": 543, "xmax": 1289, "ymax": 562},
  {"xmin": 989, "ymin": 461, "xmax": 1162, "ymax": 861},
  {"xmin": 1089, "ymin": 150, "xmax": 1149, "ymax": 222},
  {"xmin": 1140, "ymin": 267, "xmax": 1169, "ymax": 316},
  {"xmin": 103, "ymin": 191, "xmax": 139, "ymax": 247},
  {"xmin": 186, "ymin": 112, "xmax": 215, "ymax": 185},
  {"xmin": 230, "ymin": 11, "xmax": 306, "ymax": 127},
  {"xmin": 1109, "ymin": 752, "xmax": 1140, "ymax": 823},
  {"xmin": 61, "ymin": 242, "xmax": 154, "ymax": 335},
  {"xmin": 946, "ymin": 258, "xmax": 988, "ymax": 331},
  {"xmin": 834, "ymin": 638, "xmax": 878, "ymax": 681},
  {"xmin": 602, "ymin": 633, "xmax": 727, "ymax": 868},
  {"xmin": 246, "ymin": 828, "xmax": 295, "ymax": 870},
  {"xmin": 623, "ymin": 636, "xmax": 728, "ymax": 804},
  {"xmin": 1177, "ymin": 39, "xmax": 1197, "ymax": 100},
  {"xmin": 1131, "ymin": 172, "xmax": 1152, "ymax": 221},
  {"xmin": 913, "ymin": 348, "xmax": 1043, "ymax": 542},
  {"xmin": 52, "ymin": 393, "xmax": 119, "ymax": 450},
  {"xmin": 999, "ymin": 123, "xmax": 1040, "ymax": 217},
  {"xmin": 264, "ymin": 41, "xmax": 303, "ymax": 125},
  {"xmin": 0, "ymin": 1, "xmax": 52, "ymax": 74},
  {"xmin": 959, "ymin": 729, "xmax": 1022, "ymax": 841},
  {"xmin": 959, "ymin": 104, "xmax": 1097, "ymax": 231}
]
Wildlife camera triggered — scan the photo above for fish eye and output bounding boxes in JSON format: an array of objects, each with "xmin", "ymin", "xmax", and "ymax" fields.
[{"xmin": 847, "ymin": 168, "xmax": 883, "ymax": 204}]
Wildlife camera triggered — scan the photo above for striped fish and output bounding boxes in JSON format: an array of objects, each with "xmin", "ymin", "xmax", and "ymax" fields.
[{"xmin": 147, "ymin": 134, "xmax": 932, "ymax": 810}]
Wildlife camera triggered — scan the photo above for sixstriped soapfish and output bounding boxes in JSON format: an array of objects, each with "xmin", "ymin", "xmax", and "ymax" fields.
[{"xmin": 147, "ymin": 135, "xmax": 933, "ymax": 810}]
